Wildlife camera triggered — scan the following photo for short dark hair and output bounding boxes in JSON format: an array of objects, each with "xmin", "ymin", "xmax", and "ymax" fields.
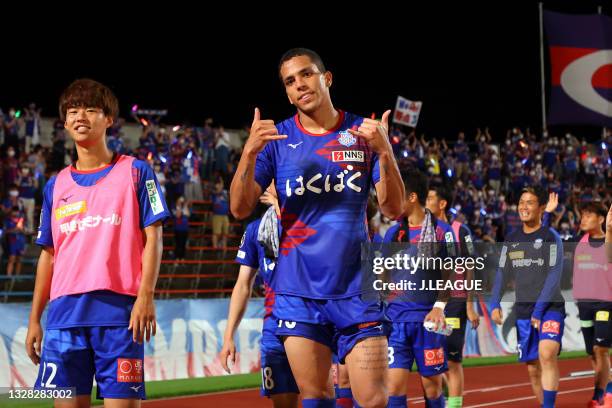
[
  {"xmin": 59, "ymin": 79, "xmax": 119, "ymax": 121},
  {"xmin": 430, "ymin": 184, "xmax": 453, "ymax": 210},
  {"xmin": 580, "ymin": 201, "xmax": 607, "ymax": 218},
  {"xmin": 402, "ymin": 169, "xmax": 429, "ymax": 206},
  {"xmin": 520, "ymin": 186, "xmax": 548, "ymax": 206},
  {"xmin": 278, "ymin": 48, "xmax": 326, "ymax": 80}
]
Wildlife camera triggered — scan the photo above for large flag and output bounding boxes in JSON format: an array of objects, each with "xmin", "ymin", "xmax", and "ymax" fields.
[
  {"xmin": 393, "ymin": 96, "xmax": 422, "ymax": 127},
  {"xmin": 544, "ymin": 10, "xmax": 612, "ymax": 126}
]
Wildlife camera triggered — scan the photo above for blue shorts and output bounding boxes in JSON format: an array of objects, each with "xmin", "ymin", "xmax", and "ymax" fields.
[
  {"xmin": 516, "ymin": 311, "xmax": 565, "ymax": 363},
  {"xmin": 8, "ymin": 242, "xmax": 24, "ymax": 256},
  {"xmin": 388, "ymin": 322, "xmax": 448, "ymax": 377},
  {"xmin": 274, "ymin": 294, "xmax": 388, "ymax": 363},
  {"xmin": 260, "ymin": 319, "xmax": 298, "ymax": 397},
  {"xmin": 34, "ymin": 326, "xmax": 145, "ymax": 399}
]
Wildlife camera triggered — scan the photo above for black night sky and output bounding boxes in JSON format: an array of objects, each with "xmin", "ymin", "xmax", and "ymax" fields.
[{"xmin": 0, "ymin": 2, "xmax": 608, "ymax": 140}]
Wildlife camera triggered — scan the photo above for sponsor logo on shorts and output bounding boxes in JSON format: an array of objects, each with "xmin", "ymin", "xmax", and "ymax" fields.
[
  {"xmin": 424, "ymin": 348, "xmax": 445, "ymax": 366},
  {"xmin": 117, "ymin": 358, "xmax": 143, "ymax": 383},
  {"xmin": 541, "ymin": 320, "xmax": 560, "ymax": 335},
  {"xmin": 332, "ymin": 150, "xmax": 364, "ymax": 162},
  {"xmin": 55, "ymin": 200, "xmax": 87, "ymax": 220},
  {"xmin": 445, "ymin": 317, "xmax": 460, "ymax": 329},
  {"xmin": 596, "ymin": 311, "xmax": 610, "ymax": 321}
]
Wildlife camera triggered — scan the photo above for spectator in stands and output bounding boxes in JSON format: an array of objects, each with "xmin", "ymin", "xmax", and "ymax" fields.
[
  {"xmin": 173, "ymin": 196, "xmax": 190, "ymax": 260},
  {"xmin": 214, "ymin": 126, "xmax": 231, "ymax": 179},
  {"xmin": 211, "ymin": 178, "xmax": 230, "ymax": 249},
  {"xmin": 4, "ymin": 206, "xmax": 25, "ymax": 276},
  {"xmin": 1, "ymin": 185, "xmax": 23, "ymax": 217},
  {"xmin": 3, "ymin": 146, "xmax": 19, "ymax": 187},
  {"xmin": 16, "ymin": 166, "xmax": 37, "ymax": 233}
]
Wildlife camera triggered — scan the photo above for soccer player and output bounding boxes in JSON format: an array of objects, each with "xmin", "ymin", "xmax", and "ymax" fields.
[
  {"xmin": 570, "ymin": 202, "xmax": 612, "ymax": 408},
  {"xmin": 490, "ymin": 186, "xmax": 564, "ymax": 408},
  {"xmin": 220, "ymin": 186, "xmax": 299, "ymax": 408},
  {"xmin": 230, "ymin": 48, "xmax": 404, "ymax": 407},
  {"xmin": 426, "ymin": 185, "xmax": 479, "ymax": 408},
  {"xmin": 383, "ymin": 170, "xmax": 456, "ymax": 408},
  {"xmin": 25, "ymin": 79, "xmax": 170, "ymax": 407}
]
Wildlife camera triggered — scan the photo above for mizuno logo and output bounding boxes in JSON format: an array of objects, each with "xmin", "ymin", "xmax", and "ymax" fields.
[
  {"xmin": 288, "ymin": 142, "xmax": 303, "ymax": 149},
  {"xmin": 596, "ymin": 338, "xmax": 604, "ymax": 342},
  {"xmin": 434, "ymin": 366, "xmax": 443, "ymax": 371},
  {"xmin": 511, "ymin": 243, "xmax": 519, "ymax": 248},
  {"xmin": 60, "ymin": 195, "xmax": 73, "ymax": 203},
  {"xmin": 130, "ymin": 385, "xmax": 142, "ymax": 392},
  {"xmin": 449, "ymin": 351, "xmax": 459, "ymax": 355}
]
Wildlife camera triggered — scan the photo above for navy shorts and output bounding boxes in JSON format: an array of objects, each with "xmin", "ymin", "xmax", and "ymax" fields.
[
  {"xmin": 274, "ymin": 294, "xmax": 388, "ymax": 363},
  {"xmin": 577, "ymin": 301, "xmax": 612, "ymax": 353},
  {"xmin": 34, "ymin": 326, "xmax": 145, "ymax": 399},
  {"xmin": 445, "ymin": 301, "xmax": 467, "ymax": 362}
]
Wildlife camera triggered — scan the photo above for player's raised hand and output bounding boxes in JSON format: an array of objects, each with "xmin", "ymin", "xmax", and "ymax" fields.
[
  {"xmin": 347, "ymin": 110, "xmax": 392, "ymax": 154},
  {"xmin": 243, "ymin": 108, "xmax": 287, "ymax": 157},
  {"xmin": 25, "ymin": 320, "xmax": 43, "ymax": 365},
  {"xmin": 545, "ymin": 192, "xmax": 559, "ymax": 213},
  {"xmin": 491, "ymin": 308, "xmax": 503, "ymax": 325},
  {"xmin": 219, "ymin": 338, "xmax": 236, "ymax": 374}
]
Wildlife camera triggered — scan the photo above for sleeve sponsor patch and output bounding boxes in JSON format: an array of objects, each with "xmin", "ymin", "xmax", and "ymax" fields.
[
  {"xmin": 499, "ymin": 245, "xmax": 508, "ymax": 268},
  {"xmin": 549, "ymin": 243, "xmax": 558, "ymax": 267},
  {"xmin": 145, "ymin": 180, "xmax": 164, "ymax": 216},
  {"xmin": 596, "ymin": 311, "xmax": 610, "ymax": 321},
  {"xmin": 237, "ymin": 250, "xmax": 246, "ymax": 259}
]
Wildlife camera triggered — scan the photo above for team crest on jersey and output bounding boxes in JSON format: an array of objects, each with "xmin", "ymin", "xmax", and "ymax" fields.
[
  {"xmin": 534, "ymin": 238, "xmax": 543, "ymax": 249},
  {"xmin": 338, "ymin": 130, "xmax": 356, "ymax": 147}
]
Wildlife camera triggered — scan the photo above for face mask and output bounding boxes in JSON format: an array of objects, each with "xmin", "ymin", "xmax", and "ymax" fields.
[
  {"xmin": 22, "ymin": 169, "xmax": 29, "ymax": 175},
  {"xmin": 505, "ymin": 140, "xmax": 511, "ymax": 146},
  {"xmin": 510, "ymin": 205, "xmax": 517, "ymax": 212},
  {"xmin": 7, "ymin": 150, "xmax": 15, "ymax": 157},
  {"xmin": 9, "ymin": 190, "xmax": 18, "ymax": 197}
]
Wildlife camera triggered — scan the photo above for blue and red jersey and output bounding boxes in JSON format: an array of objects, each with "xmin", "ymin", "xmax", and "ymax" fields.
[{"xmin": 254, "ymin": 111, "xmax": 380, "ymax": 299}]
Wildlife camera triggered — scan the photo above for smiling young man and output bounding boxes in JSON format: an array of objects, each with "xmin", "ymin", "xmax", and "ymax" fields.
[
  {"xmin": 26, "ymin": 79, "xmax": 169, "ymax": 408},
  {"xmin": 230, "ymin": 48, "xmax": 404, "ymax": 407},
  {"xmin": 490, "ymin": 186, "xmax": 565, "ymax": 408}
]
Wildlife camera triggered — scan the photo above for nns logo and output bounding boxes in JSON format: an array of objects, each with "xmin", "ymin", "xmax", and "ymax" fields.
[{"xmin": 332, "ymin": 150, "xmax": 364, "ymax": 162}]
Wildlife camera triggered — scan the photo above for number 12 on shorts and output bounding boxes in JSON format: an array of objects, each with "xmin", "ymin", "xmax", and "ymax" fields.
[{"xmin": 40, "ymin": 362, "xmax": 58, "ymax": 388}]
